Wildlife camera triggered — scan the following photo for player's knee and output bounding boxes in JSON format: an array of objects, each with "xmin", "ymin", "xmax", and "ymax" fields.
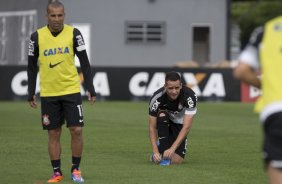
[
  {"xmin": 69, "ymin": 126, "xmax": 82, "ymax": 137},
  {"xmin": 157, "ymin": 111, "xmax": 168, "ymax": 123},
  {"xmin": 171, "ymin": 154, "xmax": 184, "ymax": 164},
  {"xmin": 48, "ymin": 127, "xmax": 61, "ymax": 138}
]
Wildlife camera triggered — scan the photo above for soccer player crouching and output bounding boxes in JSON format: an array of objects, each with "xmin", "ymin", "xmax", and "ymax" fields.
[{"xmin": 148, "ymin": 71, "xmax": 197, "ymax": 165}]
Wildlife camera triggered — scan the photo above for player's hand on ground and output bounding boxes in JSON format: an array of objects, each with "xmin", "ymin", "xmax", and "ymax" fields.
[{"xmin": 29, "ymin": 95, "xmax": 37, "ymax": 108}]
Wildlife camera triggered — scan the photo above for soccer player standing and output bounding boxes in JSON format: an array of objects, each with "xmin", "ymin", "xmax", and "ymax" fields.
[
  {"xmin": 148, "ymin": 71, "xmax": 197, "ymax": 165},
  {"xmin": 234, "ymin": 16, "xmax": 282, "ymax": 184},
  {"xmin": 27, "ymin": 1, "xmax": 96, "ymax": 182}
]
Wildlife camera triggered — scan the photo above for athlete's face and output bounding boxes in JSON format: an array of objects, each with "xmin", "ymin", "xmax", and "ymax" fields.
[
  {"xmin": 46, "ymin": 5, "xmax": 65, "ymax": 32},
  {"xmin": 165, "ymin": 80, "xmax": 182, "ymax": 100}
]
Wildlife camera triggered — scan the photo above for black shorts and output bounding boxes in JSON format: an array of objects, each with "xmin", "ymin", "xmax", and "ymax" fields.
[
  {"xmin": 263, "ymin": 111, "xmax": 282, "ymax": 169},
  {"xmin": 41, "ymin": 93, "xmax": 84, "ymax": 130},
  {"xmin": 167, "ymin": 121, "xmax": 188, "ymax": 158}
]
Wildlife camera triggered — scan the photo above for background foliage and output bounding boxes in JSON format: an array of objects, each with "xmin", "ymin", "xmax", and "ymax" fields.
[{"xmin": 231, "ymin": 0, "xmax": 282, "ymax": 48}]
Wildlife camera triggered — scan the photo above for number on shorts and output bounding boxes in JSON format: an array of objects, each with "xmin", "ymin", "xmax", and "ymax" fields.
[{"xmin": 77, "ymin": 104, "xmax": 83, "ymax": 117}]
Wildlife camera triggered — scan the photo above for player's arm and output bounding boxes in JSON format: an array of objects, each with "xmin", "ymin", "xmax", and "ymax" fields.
[
  {"xmin": 73, "ymin": 28, "xmax": 96, "ymax": 103},
  {"xmin": 233, "ymin": 45, "xmax": 261, "ymax": 88},
  {"xmin": 148, "ymin": 115, "xmax": 162, "ymax": 163},
  {"xmin": 233, "ymin": 62, "xmax": 261, "ymax": 88},
  {"xmin": 164, "ymin": 114, "xmax": 194, "ymax": 159},
  {"xmin": 233, "ymin": 27, "xmax": 263, "ymax": 89},
  {"xmin": 27, "ymin": 32, "xmax": 39, "ymax": 108},
  {"xmin": 164, "ymin": 92, "xmax": 197, "ymax": 158}
]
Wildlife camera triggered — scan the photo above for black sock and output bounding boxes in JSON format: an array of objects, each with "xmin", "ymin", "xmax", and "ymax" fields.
[
  {"xmin": 71, "ymin": 156, "xmax": 81, "ymax": 172},
  {"xmin": 51, "ymin": 159, "xmax": 62, "ymax": 175}
]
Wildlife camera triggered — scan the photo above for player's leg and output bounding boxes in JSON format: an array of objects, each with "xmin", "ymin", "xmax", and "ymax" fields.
[
  {"xmin": 69, "ymin": 126, "xmax": 84, "ymax": 183},
  {"xmin": 69, "ymin": 126, "xmax": 83, "ymax": 167},
  {"xmin": 170, "ymin": 138, "xmax": 187, "ymax": 164},
  {"xmin": 263, "ymin": 112, "xmax": 282, "ymax": 184},
  {"xmin": 268, "ymin": 166, "xmax": 282, "ymax": 184},
  {"xmin": 169, "ymin": 123, "xmax": 187, "ymax": 164},
  {"xmin": 47, "ymin": 127, "xmax": 63, "ymax": 182},
  {"xmin": 156, "ymin": 110, "xmax": 170, "ymax": 156},
  {"xmin": 156, "ymin": 110, "xmax": 172, "ymax": 165},
  {"xmin": 63, "ymin": 93, "xmax": 85, "ymax": 182},
  {"xmin": 41, "ymin": 96, "xmax": 64, "ymax": 182},
  {"xmin": 48, "ymin": 127, "xmax": 62, "ymax": 163}
]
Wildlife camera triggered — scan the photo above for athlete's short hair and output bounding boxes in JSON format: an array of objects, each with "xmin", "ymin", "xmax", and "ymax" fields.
[
  {"xmin": 165, "ymin": 71, "xmax": 181, "ymax": 82},
  {"xmin": 47, "ymin": 0, "xmax": 64, "ymax": 13}
]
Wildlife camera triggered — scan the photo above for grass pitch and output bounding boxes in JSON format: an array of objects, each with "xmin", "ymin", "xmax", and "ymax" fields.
[{"xmin": 0, "ymin": 101, "xmax": 267, "ymax": 184}]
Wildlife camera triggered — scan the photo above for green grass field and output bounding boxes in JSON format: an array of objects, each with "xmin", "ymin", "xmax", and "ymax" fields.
[{"xmin": 0, "ymin": 101, "xmax": 267, "ymax": 184}]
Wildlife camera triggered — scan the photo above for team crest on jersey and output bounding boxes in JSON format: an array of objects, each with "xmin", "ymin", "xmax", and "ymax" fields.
[
  {"xmin": 178, "ymin": 103, "xmax": 183, "ymax": 110},
  {"xmin": 43, "ymin": 47, "xmax": 70, "ymax": 56},
  {"xmin": 42, "ymin": 114, "xmax": 50, "ymax": 126}
]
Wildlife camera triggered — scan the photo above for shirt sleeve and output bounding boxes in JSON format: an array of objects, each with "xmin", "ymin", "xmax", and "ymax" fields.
[
  {"xmin": 184, "ymin": 90, "xmax": 197, "ymax": 115},
  {"xmin": 27, "ymin": 31, "xmax": 39, "ymax": 101},
  {"xmin": 73, "ymin": 28, "xmax": 96, "ymax": 96},
  {"xmin": 238, "ymin": 26, "xmax": 264, "ymax": 69},
  {"xmin": 148, "ymin": 99, "xmax": 159, "ymax": 117},
  {"xmin": 148, "ymin": 93, "xmax": 162, "ymax": 117}
]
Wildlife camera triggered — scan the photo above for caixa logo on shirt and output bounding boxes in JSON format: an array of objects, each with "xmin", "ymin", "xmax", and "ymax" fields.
[{"xmin": 43, "ymin": 47, "xmax": 70, "ymax": 56}]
